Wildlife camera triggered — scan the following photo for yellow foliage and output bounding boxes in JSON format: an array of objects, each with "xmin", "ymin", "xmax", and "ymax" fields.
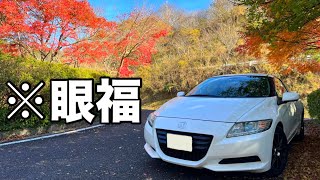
[
  {"xmin": 215, "ymin": 43, "xmax": 227, "ymax": 55},
  {"xmin": 237, "ymin": 38, "xmax": 246, "ymax": 46},
  {"xmin": 233, "ymin": 6, "xmax": 246, "ymax": 16},
  {"xmin": 178, "ymin": 60, "xmax": 187, "ymax": 67},
  {"xmin": 180, "ymin": 28, "xmax": 201, "ymax": 42}
]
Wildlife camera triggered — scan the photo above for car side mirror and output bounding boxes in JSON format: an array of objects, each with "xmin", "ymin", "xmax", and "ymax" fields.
[
  {"xmin": 177, "ymin": 91, "xmax": 185, "ymax": 97},
  {"xmin": 282, "ymin": 92, "xmax": 300, "ymax": 103}
]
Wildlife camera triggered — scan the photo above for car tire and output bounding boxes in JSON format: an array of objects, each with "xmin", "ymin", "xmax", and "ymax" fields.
[
  {"xmin": 266, "ymin": 126, "xmax": 288, "ymax": 177},
  {"xmin": 295, "ymin": 111, "xmax": 305, "ymax": 141}
]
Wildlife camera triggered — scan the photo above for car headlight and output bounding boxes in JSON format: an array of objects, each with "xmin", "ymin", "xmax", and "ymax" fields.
[
  {"xmin": 227, "ymin": 119, "xmax": 272, "ymax": 138},
  {"xmin": 147, "ymin": 112, "xmax": 157, "ymax": 127}
]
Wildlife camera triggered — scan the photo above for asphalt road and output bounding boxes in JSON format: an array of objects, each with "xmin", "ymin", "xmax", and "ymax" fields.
[{"xmin": 0, "ymin": 110, "xmax": 279, "ymax": 180}]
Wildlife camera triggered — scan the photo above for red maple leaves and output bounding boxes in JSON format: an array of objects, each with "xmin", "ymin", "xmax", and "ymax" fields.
[
  {"xmin": 0, "ymin": 0, "xmax": 112, "ymax": 60},
  {"xmin": 0, "ymin": 0, "xmax": 169, "ymax": 77}
]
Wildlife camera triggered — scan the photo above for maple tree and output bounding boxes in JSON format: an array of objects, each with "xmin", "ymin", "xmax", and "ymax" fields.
[
  {"xmin": 64, "ymin": 9, "xmax": 170, "ymax": 77},
  {"xmin": 0, "ymin": 0, "xmax": 114, "ymax": 62},
  {"xmin": 63, "ymin": 30, "xmax": 115, "ymax": 67},
  {"xmin": 105, "ymin": 10, "xmax": 169, "ymax": 77},
  {"xmin": 235, "ymin": 0, "xmax": 320, "ymax": 74},
  {"xmin": 0, "ymin": 1, "xmax": 169, "ymax": 77}
]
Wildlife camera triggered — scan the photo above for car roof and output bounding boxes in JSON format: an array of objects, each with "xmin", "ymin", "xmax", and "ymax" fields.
[{"xmin": 213, "ymin": 73, "xmax": 274, "ymax": 78}]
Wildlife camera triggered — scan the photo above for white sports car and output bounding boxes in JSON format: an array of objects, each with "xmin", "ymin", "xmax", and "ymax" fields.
[{"xmin": 144, "ymin": 74, "xmax": 304, "ymax": 176}]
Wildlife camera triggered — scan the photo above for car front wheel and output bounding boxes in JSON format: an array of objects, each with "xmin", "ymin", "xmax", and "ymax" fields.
[{"xmin": 267, "ymin": 126, "xmax": 288, "ymax": 177}]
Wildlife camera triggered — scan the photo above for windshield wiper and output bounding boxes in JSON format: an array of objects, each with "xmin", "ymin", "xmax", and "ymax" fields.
[{"xmin": 187, "ymin": 94, "xmax": 219, "ymax": 97}]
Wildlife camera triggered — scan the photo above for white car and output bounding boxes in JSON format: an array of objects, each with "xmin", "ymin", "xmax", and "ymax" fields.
[{"xmin": 144, "ymin": 74, "xmax": 304, "ymax": 176}]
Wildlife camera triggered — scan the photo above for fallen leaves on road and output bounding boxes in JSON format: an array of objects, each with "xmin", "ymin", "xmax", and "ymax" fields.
[{"xmin": 284, "ymin": 120, "xmax": 320, "ymax": 179}]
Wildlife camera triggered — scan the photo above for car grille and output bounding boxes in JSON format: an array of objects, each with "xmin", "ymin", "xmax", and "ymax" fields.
[{"xmin": 156, "ymin": 129, "xmax": 213, "ymax": 161}]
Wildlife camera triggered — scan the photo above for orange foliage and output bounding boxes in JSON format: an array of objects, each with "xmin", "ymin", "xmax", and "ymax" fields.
[{"xmin": 243, "ymin": 20, "xmax": 320, "ymax": 74}]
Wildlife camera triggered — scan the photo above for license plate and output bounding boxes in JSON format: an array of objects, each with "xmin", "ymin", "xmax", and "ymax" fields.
[{"xmin": 167, "ymin": 133, "xmax": 192, "ymax": 152}]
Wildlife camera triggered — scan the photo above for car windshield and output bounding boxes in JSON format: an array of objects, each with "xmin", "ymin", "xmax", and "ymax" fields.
[{"xmin": 187, "ymin": 76, "xmax": 271, "ymax": 98}]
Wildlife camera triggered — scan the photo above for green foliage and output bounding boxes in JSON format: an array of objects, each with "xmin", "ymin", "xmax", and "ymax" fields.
[
  {"xmin": 0, "ymin": 53, "xmax": 108, "ymax": 131},
  {"xmin": 237, "ymin": 0, "xmax": 320, "ymax": 44},
  {"xmin": 308, "ymin": 89, "xmax": 320, "ymax": 120}
]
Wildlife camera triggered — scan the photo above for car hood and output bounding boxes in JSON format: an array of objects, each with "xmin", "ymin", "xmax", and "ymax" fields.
[{"xmin": 155, "ymin": 97, "xmax": 267, "ymax": 123}]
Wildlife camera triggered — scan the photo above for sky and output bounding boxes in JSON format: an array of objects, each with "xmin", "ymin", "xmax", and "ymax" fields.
[{"xmin": 88, "ymin": 0, "xmax": 212, "ymax": 20}]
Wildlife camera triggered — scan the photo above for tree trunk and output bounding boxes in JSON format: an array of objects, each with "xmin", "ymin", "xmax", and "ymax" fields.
[{"xmin": 116, "ymin": 58, "xmax": 125, "ymax": 77}]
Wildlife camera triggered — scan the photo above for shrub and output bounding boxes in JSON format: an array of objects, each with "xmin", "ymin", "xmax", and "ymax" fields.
[
  {"xmin": 0, "ymin": 53, "xmax": 108, "ymax": 131},
  {"xmin": 308, "ymin": 89, "xmax": 320, "ymax": 120}
]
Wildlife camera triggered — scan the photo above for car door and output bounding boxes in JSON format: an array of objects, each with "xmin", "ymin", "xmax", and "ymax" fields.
[
  {"xmin": 279, "ymin": 79, "xmax": 302, "ymax": 132},
  {"xmin": 293, "ymin": 100, "xmax": 303, "ymax": 134},
  {"xmin": 292, "ymin": 95, "xmax": 304, "ymax": 132},
  {"xmin": 274, "ymin": 78, "xmax": 297, "ymax": 139}
]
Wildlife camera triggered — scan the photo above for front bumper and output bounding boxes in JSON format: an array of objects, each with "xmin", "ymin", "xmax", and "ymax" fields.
[{"xmin": 144, "ymin": 117, "xmax": 274, "ymax": 173}]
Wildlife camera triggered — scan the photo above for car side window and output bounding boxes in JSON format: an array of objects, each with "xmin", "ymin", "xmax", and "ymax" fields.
[{"xmin": 274, "ymin": 78, "xmax": 287, "ymax": 98}]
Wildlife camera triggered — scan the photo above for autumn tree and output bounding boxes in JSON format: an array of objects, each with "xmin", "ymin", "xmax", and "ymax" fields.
[
  {"xmin": 235, "ymin": 0, "xmax": 320, "ymax": 73},
  {"xmin": 207, "ymin": 0, "xmax": 247, "ymax": 71},
  {"xmin": 157, "ymin": 2, "xmax": 185, "ymax": 28},
  {"xmin": 138, "ymin": 0, "xmax": 248, "ymax": 93},
  {"xmin": 64, "ymin": 8, "xmax": 170, "ymax": 77},
  {"xmin": 109, "ymin": 9, "xmax": 170, "ymax": 77},
  {"xmin": 0, "ymin": 0, "xmax": 113, "ymax": 62},
  {"xmin": 63, "ymin": 30, "xmax": 115, "ymax": 67}
]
